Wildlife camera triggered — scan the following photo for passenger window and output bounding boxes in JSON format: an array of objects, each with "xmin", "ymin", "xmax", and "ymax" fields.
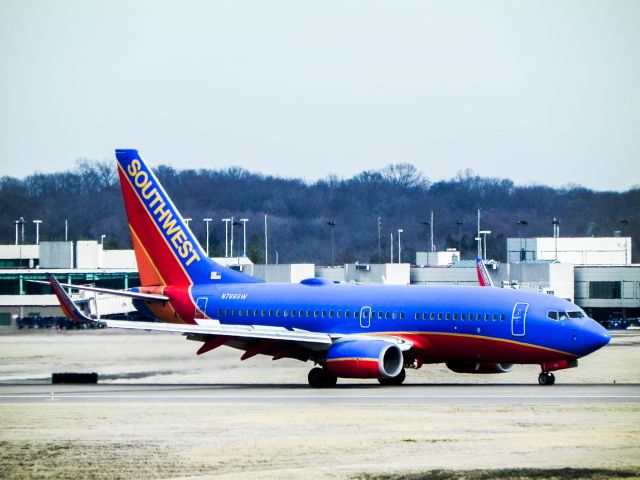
[
  {"xmin": 385, "ymin": 312, "xmax": 390, "ymax": 319},
  {"xmin": 225, "ymin": 309, "xmax": 229, "ymax": 316},
  {"xmin": 261, "ymin": 310, "xmax": 266, "ymax": 317},
  {"xmin": 430, "ymin": 313, "xmax": 435, "ymax": 320},
  {"xmin": 500, "ymin": 313, "xmax": 505, "ymax": 321},
  {"xmin": 391, "ymin": 312, "xmax": 397, "ymax": 320},
  {"xmin": 355, "ymin": 311, "xmax": 360, "ymax": 318},
  {"xmin": 329, "ymin": 310, "xmax": 334, "ymax": 318},
  {"xmin": 291, "ymin": 310, "xmax": 296, "ymax": 318},
  {"xmin": 232, "ymin": 309, "xmax": 237, "ymax": 316},
  {"xmin": 415, "ymin": 312, "xmax": 420, "ymax": 320},
  {"xmin": 400, "ymin": 312, "xmax": 405, "ymax": 320},
  {"xmin": 269, "ymin": 309, "xmax": 274, "ymax": 316},
  {"xmin": 453, "ymin": 313, "xmax": 458, "ymax": 321},
  {"xmin": 484, "ymin": 313, "xmax": 489, "ymax": 321},
  {"xmin": 313, "ymin": 310, "xmax": 319, "ymax": 318},
  {"xmin": 321, "ymin": 310, "xmax": 326, "ymax": 318},
  {"xmin": 337, "ymin": 310, "xmax": 342, "ymax": 318},
  {"xmin": 461, "ymin": 313, "xmax": 466, "ymax": 321},
  {"xmin": 306, "ymin": 310, "xmax": 311, "ymax": 317},
  {"xmin": 423, "ymin": 313, "xmax": 428, "ymax": 320},
  {"xmin": 346, "ymin": 311, "xmax": 350, "ymax": 318},
  {"xmin": 217, "ymin": 308, "xmax": 222, "ymax": 316},
  {"xmin": 438, "ymin": 313, "xmax": 442, "ymax": 320},
  {"xmin": 276, "ymin": 310, "xmax": 280, "ymax": 317},
  {"xmin": 445, "ymin": 313, "xmax": 450, "ymax": 320},
  {"xmin": 492, "ymin": 313, "xmax": 497, "ymax": 321},
  {"xmin": 239, "ymin": 309, "xmax": 244, "ymax": 316},
  {"xmin": 284, "ymin": 310, "xmax": 289, "ymax": 317}
]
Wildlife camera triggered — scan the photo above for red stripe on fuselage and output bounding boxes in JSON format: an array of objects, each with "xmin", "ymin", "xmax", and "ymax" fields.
[{"xmin": 395, "ymin": 332, "xmax": 576, "ymax": 364}]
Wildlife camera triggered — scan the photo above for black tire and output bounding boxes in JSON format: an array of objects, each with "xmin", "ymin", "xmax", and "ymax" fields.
[
  {"xmin": 538, "ymin": 372, "xmax": 555, "ymax": 386},
  {"xmin": 308, "ymin": 367, "xmax": 325, "ymax": 388},
  {"xmin": 378, "ymin": 368, "xmax": 406, "ymax": 386},
  {"xmin": 321, "ymin": 369, "xmax": 338, "ymax": 388}
]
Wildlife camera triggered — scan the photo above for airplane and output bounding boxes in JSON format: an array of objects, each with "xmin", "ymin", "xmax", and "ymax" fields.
[{"xmin": 44, "ymin": 149, "xmax": 611, "ymax": 387}]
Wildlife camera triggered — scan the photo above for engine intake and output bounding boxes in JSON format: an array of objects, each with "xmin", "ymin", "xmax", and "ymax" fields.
[
  {"xmin": 446, "ymin": 361, "xmax": 516, "ymax": 374},
  {"xmin": 326, "ymin": 340, "xmax": 403, "ymax": 379}
]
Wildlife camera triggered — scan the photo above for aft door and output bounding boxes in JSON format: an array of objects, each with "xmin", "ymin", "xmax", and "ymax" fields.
[
  {"xmin": 360, "ymin": 306, "xmax": 372, "ymax": 328},
  {"xmin": 195, "ymin": 297, "xmax": 208, "ymax": 320},
  {"xmin": 511, "ymin": 302, "xmax": 528, "ymax": 337}
]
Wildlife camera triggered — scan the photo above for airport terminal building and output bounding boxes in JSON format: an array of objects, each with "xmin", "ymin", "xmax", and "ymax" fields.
[{"xmin": 0, "ymin": 236, "xmax": 637, "ymax": 327}]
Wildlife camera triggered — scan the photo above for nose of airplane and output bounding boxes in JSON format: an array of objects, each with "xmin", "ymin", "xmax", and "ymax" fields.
[{"xmin": 581, "ymin": 319, "xmax": 611, "ymax": 355}]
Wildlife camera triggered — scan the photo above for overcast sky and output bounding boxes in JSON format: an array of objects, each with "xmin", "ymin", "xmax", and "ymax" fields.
[{"xmin": 1, "ymin": 1, "xmax": 638, "ymax": 191}]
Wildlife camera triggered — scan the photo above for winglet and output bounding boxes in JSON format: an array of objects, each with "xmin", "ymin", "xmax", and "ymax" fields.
[
  {"xmin": 476, "ymin": 258, "xmax": 494, "ymax": 287},
  {"xmin": 47, "ymin": 273, "xmax": 98, "ymax": 324}
]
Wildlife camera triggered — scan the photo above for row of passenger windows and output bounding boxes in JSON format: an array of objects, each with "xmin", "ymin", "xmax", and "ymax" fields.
[
  {"xmin": 216, "ymin": 307, "xmax": 505, "ymax": 322},
  {"xmin": 216, "ymin": 308, "xmax": 403, "ymax": 319},
  {"xmin": 414, "ymin": 312, "xmax": 506, "ymax": 322}
]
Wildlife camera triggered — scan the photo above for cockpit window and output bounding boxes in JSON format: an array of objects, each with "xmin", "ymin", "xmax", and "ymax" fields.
[
  {"xmin": 558, "ymin": 311, "xmax": 569, "ymax": 321},
  {"xmin": 547, "ymin": 311, "xmax": 558, "ymax": 320},
  {"xmin": 567, "ymin": 311, "xmax": 585, "ymax": 319}
]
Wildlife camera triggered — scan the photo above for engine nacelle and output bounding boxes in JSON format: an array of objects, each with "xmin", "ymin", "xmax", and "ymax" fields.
[
  {"xmin": 326, "ymin": 340, "xmax": 403, "ymax": 379},
  {"xmin": 446, "ymin": 361, "xmax": 516, "ymax": 374}
]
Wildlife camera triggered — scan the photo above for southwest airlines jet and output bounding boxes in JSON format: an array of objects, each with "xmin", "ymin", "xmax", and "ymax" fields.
[{"xmin": 46, "ymin": 149, "xmax": 610, "ymax": 387}]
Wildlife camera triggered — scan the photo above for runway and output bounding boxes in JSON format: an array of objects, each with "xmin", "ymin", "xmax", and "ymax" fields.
[{"xmin": 1, "ymin": 383, "xmax": 638, "ymax": 405}]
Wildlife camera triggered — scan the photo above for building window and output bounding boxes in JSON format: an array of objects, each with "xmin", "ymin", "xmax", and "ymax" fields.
[{"xmin": 589, "ymin": 281, "xmax": 622, "ymax": 299}]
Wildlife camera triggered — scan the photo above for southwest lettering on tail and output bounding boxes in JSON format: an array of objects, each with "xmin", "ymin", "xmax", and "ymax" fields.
[{"xmin": 126, "ymin": 159, "xmax": 201, "ymax": 267}]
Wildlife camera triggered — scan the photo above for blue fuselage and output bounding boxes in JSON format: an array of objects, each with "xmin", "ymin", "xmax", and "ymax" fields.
[{"xmin": 177, "ymin": 281, "xmax": 610, "ymax": 365}]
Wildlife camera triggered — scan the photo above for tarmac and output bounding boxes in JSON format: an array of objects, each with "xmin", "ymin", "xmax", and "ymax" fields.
[{"xmin": 1, "ymin": 330, "xmax": 639, "ymax": 479}]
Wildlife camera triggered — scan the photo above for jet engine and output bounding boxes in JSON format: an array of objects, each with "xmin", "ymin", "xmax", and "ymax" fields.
[
  {"xmin": 325, "ymin": 340, "xmax": 403, "ymax": 379},
  {"xmin": 446, "ymin": 361, "xmax": 516, "ymax": 374}
]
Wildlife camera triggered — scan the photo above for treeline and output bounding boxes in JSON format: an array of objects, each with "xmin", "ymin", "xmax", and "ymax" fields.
[{"xmin": 1, "ymin": 160, "xmax": 638, "ymax": 264}]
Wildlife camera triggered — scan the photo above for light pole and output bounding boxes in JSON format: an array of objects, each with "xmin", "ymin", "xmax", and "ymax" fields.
[
  {"xmin": 64, "ymin": 219, "xmax": 68, "ymax": 241},
  {"xmin": 264, "ymin": 214, "xmax": 268, "ymax": 265},
  {"xmin": 14, "ymin": 219, "xmax": 20, "ymax": 245},
  {"xmin": 203, "ymin": 218, "xmax": 212, "ymax": 256},
  {"xmin": 517, "ymin": 220, "xmax": 528, "ymax": 261},
  {"xmin": 33, "ymin": 220, "xmax": 42, "ymax": 245},
  {"xmin": 621, "ymin": 219, "xmax": 630, "ymax": 264},
  {"xmin": 479, "ymin": 230, "xmax": 491, "ymax": 260},
  {"xmin": 101, "ymin": 234, "xmax": 106, "ymax": 245},
  {"xmin": 232, "ymin": 219, "xmax": 242, "ymax": 258},
  {"xmin": 184, "ymin": 217, "xmax": 192, "ymax": 228},
  {"xmin": 240, "ymin": 219, "xmax": 249, "ymax": 257},
  {"xmin": 552, "ymin": 217, "xmax": 560, "ymax": 260},
  {"xmin": 327, "ymin": 221, "xmax": 336, "ymax": 266},
  {"xmin": 230, "ymin": 216, "xmax": 235, "ymax": 257},
  {"xmin": 397, "ymin": 229, "xmax": 403, "ymax": 264},
  {"xmin": 222, "ymin": 218, "xmax": 231, "ymax": 257}
]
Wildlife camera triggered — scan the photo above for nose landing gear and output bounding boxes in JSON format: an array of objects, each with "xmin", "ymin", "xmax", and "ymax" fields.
[{"xmin": 538, "ymin": 371, "xmax": 555, "ymax": 386}]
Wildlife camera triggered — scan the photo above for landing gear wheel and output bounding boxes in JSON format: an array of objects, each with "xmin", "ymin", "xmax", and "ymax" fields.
[
  {"xmin": 538, "ymin": 372, "xmax": 556, "ymax": 386},
  {"xmin": 308, "ymin": 367, "xmax": 337, "ymax": 388},
  {"xmin": 378, "ymin": 368, "xmax": 406, "ymax": 386}
]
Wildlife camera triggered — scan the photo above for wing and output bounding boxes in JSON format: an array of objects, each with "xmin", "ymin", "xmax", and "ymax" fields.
[{"xmin": 46, "ymin": 273, "xmax": 332, "ymax": 347}]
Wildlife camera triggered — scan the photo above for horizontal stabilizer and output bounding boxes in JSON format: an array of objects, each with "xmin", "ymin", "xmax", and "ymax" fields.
[{"xmin": 30, "ymin": 279, "xmax": 168, "ymax": 302}]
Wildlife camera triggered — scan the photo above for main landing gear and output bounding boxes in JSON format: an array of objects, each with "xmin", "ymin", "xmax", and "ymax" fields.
[
  {"xmin": 308, "ymin": 367, "xmax": 338, "ymax": 388},
  {"xmin": 538, "ymin": 371, "xmax": 556, "ymax": 386},
  {"xmin": 378, "ymin": 368, "xmax": 406, "ymax": 386}
]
